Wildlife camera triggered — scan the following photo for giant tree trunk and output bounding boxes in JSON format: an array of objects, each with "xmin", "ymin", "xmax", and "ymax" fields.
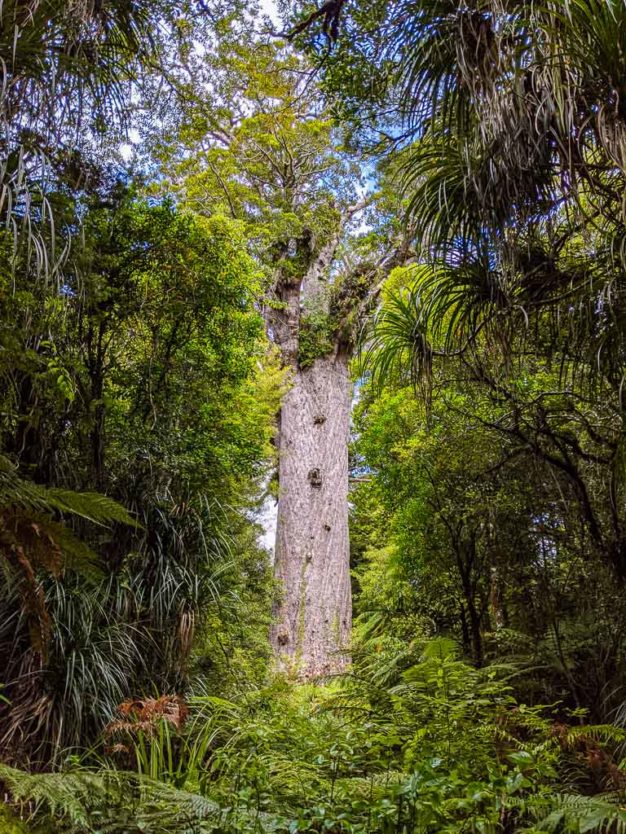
[
  {"xmin": 266, "ymin": 214, "xmax": 407, "ymax": 678},
  {"xmin": 269, "ymin": 352, "xmax": 352, "ymax": 677}
]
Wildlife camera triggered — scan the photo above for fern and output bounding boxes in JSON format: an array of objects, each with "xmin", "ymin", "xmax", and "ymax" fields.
[
  {"xmin": 0, "ymin": 452, "xmax": 138, "ymax": 583},
  {"xmin": 0, "ymin": 455, "xmax": 138, "ymax": 528},
  {"xmin": 0, "ymin": 454, "xmax": 139, "ymax": 656},
  {"xmin": 513, "ymin": 791, "xmax": 626, "ymax": 833},
  {"xmin": 0, "ymin": 764, "xmax": 277, "ymax": 834},
  {"xmin": 0, "ymin": 764, "xmax": 110, "ymax": 827}
]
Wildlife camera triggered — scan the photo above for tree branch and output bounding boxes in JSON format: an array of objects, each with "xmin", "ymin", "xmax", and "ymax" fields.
[{"xmin": 277, "ymin": 1, "xmax": 347, "ymax": 42}]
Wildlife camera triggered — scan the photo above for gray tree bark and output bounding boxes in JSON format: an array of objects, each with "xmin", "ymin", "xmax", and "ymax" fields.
[
  {"xmin": 270, "ymin": 353, "xmax": 352, "ymax": 677},
  {"xmin": 268, "ymin": 230, "xmax": 353, "ymax": 678},
  {"xmin": 266, "ymin": 215, "xmax": 408, "ymax": 678}
]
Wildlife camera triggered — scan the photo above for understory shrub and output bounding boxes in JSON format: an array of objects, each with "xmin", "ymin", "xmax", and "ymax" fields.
[{"xmin": 4, "ymin": 640, "xmax": 626, "ymax": 833}]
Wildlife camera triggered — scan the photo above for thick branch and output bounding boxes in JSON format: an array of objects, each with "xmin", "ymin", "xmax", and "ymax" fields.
[{"xmin": 278, "ymin": 1, "xmax": 347, "ymax": 42}]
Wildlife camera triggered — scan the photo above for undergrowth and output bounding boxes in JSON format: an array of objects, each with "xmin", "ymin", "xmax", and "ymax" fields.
[{"xmin": 3, "ymin": 638, "xmax": 626, "ymax": 833}]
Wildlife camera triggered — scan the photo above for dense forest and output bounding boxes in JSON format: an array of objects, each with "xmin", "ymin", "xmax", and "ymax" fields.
[{"xmin": 3, "ymin": 0, "xmax": 626, "ymax": 831}]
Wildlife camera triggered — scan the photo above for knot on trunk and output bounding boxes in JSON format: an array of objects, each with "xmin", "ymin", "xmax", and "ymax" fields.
[
  {"xmin": 308, "ymin": 468, "xmax": 322, "ymax": 488},
  {"xmin": 313, "ymin": 414, "xmax": 326, "ymax": 425}
]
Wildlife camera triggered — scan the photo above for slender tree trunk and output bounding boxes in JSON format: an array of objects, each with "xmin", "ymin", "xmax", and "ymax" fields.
[{"xmin": 270, "ymin": 352, "xmax": 352, "ymax": 677}]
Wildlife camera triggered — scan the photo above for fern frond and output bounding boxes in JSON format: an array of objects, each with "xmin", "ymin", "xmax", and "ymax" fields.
[
  {"xmin": 0, "ymin": 764, "xmax": 279, "ymax": 834},
  {"xmin": 518, "ymin": 791, "xmax": 626, "ymax": 834},
  {"xmin": 0, "ymin": 454, "xmax": 138, "ymax": 528},
  {"xmin": 0, "ymin": 763, "xmax": 112, "ymax": 826},
  {"xmin": 43, "ymin": 490, "xmax": 139, "ymax": 528}
]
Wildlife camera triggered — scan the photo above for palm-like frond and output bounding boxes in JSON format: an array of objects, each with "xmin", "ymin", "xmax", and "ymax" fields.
[
  {"xmin": 359, "ymin": 281, "xmax": 432, "ymax": 391},
  {"xmin": 386, "ymin": 0, "xmax": 473, "ymax": 134},
  {"xmin": 0, "ymin": 0, "xmax": 156, "ymax": 278},
  {"xmin": 402, "ymin": 133, "xmax": 555, "ymax": 258},
  {"xmin": 360, "ymin": 260, "xmax": 513, "ymax": 390},
  {"xmin": 0, "ymin": 453, "xmax": 138, "ymax": 660},
  {"xmin": 357, "ymin": 0, "xmax": 626, "ymax": 385}
]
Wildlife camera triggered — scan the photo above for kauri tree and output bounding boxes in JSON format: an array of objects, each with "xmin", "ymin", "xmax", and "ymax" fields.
[{"xmin": 161, "ymin": 38, "xmax": 409, "ymax": 676}]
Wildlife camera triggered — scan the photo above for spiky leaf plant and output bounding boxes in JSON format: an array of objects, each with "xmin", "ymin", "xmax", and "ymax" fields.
[{"xmin": 0, "ymin": 453, "xmax": 137, "ymax": 653}]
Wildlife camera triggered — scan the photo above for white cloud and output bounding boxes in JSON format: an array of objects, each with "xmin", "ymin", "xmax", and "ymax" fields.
[{"xmin": 259, "ymin": 0, "xmax": 279, "ymax": 23}]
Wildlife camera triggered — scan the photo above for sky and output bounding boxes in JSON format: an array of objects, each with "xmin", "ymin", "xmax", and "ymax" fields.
[{"xmin": 260, "ymin": 0, "xmax": 279, "ymax": 23}]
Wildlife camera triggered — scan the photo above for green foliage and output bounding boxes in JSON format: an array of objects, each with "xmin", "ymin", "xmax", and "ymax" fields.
[
  {"xmin": 161, "ymin": 39, "xmax": 359, "ymax": 259},
  {"xmin": 352, "ymin": 354, "xmax": 626, "ymax": 710},
  {"xmin": 5, "ymin": 9, "xmax": 626, "ymax": 834},
  {"xmin": 0, "ymin": 188, "xmax": 278, "ymax": 762},
  {"xmin": 313, "ymin": 0, "xmax": 626, "ymax": 396},
  {"xmin": 298, "ymin": 310, "xmax": 337, "ymax": 369},
  {"xmin": 4, "ymin": 641, "xmax": 626, "ymax": 833}
]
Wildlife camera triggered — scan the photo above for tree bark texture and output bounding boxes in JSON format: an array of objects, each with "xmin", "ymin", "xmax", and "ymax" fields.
[
  {"xmin": 266, "ymin": 213, "xmax": 406, "ymax": 677},
  {"xmin": 267, "ymin": 228, "xmax": 354, "ymax": 678},
  {"xmin": 270, "ymin": 353, "xmax": 352, "ymax": 677}
]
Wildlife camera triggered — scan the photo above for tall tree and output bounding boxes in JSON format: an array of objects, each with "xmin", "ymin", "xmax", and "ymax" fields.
[{"xmin": 161, "ymin": 38, "xmax": 407, "ymax": 676}]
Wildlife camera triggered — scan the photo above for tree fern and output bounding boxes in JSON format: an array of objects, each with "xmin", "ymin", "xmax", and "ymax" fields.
[
  {"xmin": 0, "ymin": 456, "xmax": 138, "ymax": 527},
  {"xmin": 0, "ymin": 453, "xmax": 138, "ymax": 654}
]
